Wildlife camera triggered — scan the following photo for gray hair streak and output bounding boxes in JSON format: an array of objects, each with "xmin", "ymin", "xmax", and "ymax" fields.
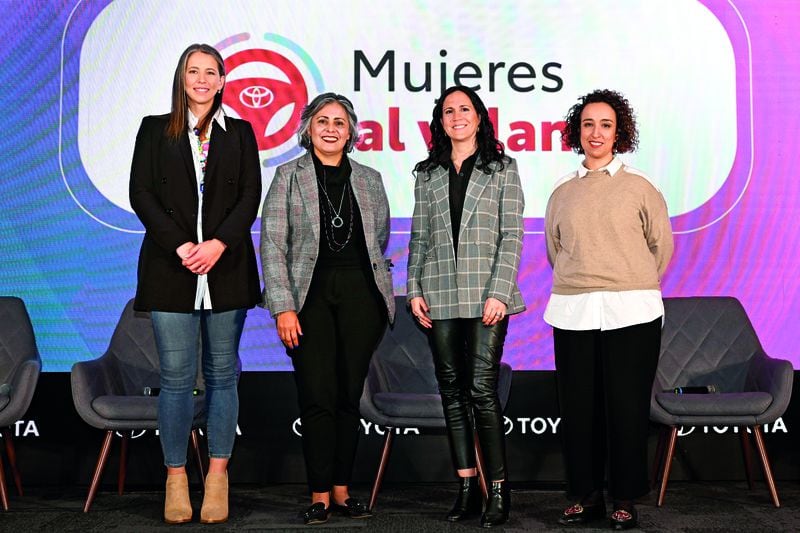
[{"xmin": 297, "ymin": 92, "xmax": 360, "ymax": 153}]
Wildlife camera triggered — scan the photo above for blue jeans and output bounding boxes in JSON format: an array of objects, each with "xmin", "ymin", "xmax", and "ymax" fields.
[{"xmin": 151, "ymin": 308, "xmax": 246, "ymax": 468}]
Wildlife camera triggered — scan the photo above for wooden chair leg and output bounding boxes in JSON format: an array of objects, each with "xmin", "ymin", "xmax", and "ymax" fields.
[
  {"xmin": 651, "ymin": 426, "xmax": 668, "ymax": 489},
  {"xmin": 752, "ymin": 425, "xmax": 780, "ymax": 507},
  {"xmin": 0, "ymin": 446, "xmax": 8, "ymax": 511},
  {"xmin": 740, "ymin": 427, "xmax": 754, "ymax": 490},
  {"xmin": 118, "ymin": 433, "xmax": 129, "ymax": 495},
  {"xmin": 473, "ymin": 434, "xmax": 488, "ymax": 500},
  {"xmin": 657, "ymin": 427, "xmax": 678, "ymax": 507},
  {"xmin": 4, "ymin": 432, "xmax": 23, "ymax": 496},
  {"xmin": 190, "ymin": 429, "xmax": 206, "ymax": 485},
  {"xmin": 84, "ymin": 431, "xmax": 115, "ymax": 513},
  {"xmin": 369, "ymin": 430, "xmax": 395, "ymax": 511}
]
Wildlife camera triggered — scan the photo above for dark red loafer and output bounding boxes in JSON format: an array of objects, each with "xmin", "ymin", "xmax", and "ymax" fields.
[
  {"xmin": 558, "ymin": 502, "xmax": 606, "ymax": 525},
  {"xmin": 609, "ymin": 507, "xmax": 638, "ymax": 530}
]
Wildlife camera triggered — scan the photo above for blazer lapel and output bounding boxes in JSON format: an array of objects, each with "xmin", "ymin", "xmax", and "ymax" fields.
[
  {"xmin": 349, "ymin": 161, "xmax": 373, "ymax": 242},
  {"xmin": 295, "ymin": 152, "xmax": 321, "ymax": 245},
  {"xmin": 459, "ymin": 161, "xmax": 493, "ymax": 239},
  {"xmin": 428, "ymin": 166, "xmax": 455, "ymax": 247},
  {"xmin": 176, "ymin": 134, "xmax": 198, "ymax": 200},
  {"xmin": 203, "ymin": 118, "xmax": 229, "ymax": 183}
]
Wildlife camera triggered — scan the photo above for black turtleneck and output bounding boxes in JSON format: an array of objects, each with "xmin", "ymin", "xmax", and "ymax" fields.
[{"xmin": 311, "ymin": 152, "xmax": 369, "ymax": 269}]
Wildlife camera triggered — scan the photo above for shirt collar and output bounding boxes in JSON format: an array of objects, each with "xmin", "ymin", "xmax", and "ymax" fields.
[
  {"xmin": 439, "ymin": 149, "xmax": 479, "ymax": 170},
  {"xmin": 187, "ymin": 107, "xmax": 227, "ymax": 132},
  {"xmin": 577, "ymin": 156, "xmax": 622, "ymax": 178}
]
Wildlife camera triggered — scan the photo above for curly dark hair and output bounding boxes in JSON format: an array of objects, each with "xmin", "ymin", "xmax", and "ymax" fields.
[
  {"xmin": 414, "ymin": 85, "xmax": 506, "ymax": 174},
  {"xmin": 562, "ymin": 89, "xmax": 638, "ymax": 155}
]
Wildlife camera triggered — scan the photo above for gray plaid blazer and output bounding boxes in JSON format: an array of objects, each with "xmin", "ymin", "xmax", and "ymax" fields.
[
  {"xmin": 260, "ymin": 152, "xmax": 395, "ymax": 322},
  {"xmin": 407, "ymin": 157, "xmax": 525, "ymax": 319}
]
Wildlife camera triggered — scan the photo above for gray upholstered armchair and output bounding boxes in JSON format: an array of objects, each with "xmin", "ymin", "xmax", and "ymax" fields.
[
  {"xmin": 71, "ymin": 298, "xmax": 206, "ymax": 512},
  {"xmin": 360, "ymin": 296, "xmax": 512, "ymax": 510},
  {"xmin": 651, "ymin": 296, "xmax": 793, "ymax": 507},
  {"xmin": 0, "ymin": 297, "xmax": 42, "ymax": 510}
]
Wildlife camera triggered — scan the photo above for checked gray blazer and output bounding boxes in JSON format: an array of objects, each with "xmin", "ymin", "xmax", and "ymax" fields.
[
  {"xmin": 260, "ymin": 152, "xmax": 395, "ymax": 322},
  {"xmin": 407, "ymin": 157, "xmax": 525, "ymax": 320}
]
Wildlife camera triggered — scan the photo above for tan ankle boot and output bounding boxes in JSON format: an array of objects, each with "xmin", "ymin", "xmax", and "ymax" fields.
[
  {"xmin": 164, "ymin": 472, "xmax": 192, "ymax": 524},
  {"xmin": 200, "ymin": 472, "xmax": 228, "ymax": 524}
]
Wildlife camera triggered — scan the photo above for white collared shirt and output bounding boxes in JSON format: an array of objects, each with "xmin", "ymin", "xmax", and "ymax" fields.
[
  {"xmin": 187, "ymin": 108, "xmax": 227, "ymax": 311},
  {"xmin": 543, "ymin": 157, "xmax": 664, "ymax": 331}
]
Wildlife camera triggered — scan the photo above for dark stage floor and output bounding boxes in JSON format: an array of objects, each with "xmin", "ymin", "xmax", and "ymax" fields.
[{"xmin": 1, "ymin": 481, "xmax": 798, "ymax": 531}]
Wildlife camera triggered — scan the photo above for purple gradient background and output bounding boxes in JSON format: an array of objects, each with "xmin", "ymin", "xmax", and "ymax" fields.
[
  {"xmin": 393, "ymin": 1, "xmax": 800, "ymax": 369},
  {"xmin": 494, "ymin": 0, "xmax": 800, "ymax": 368},
  {"xmin": 0, "ymin": 1, "xmax": 797, "ymax": 371}
]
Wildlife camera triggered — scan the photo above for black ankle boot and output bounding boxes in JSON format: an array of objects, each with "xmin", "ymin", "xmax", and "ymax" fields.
[
  {"xmin": 480, "ymin": 481, "xmax": 509, "ymax": 528},
  {"xmin": 446, "ymin": 476, "xmax": 483, "ymax": 522}
]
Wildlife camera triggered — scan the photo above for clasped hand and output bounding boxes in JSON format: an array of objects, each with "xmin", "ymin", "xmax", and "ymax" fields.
[
  {"xmin": 176, "ymin": 239, "xmax": 226, "ymax": 275},
  {"xmin": 409, "ymin": 296, "xmax": 507, "ymax": 328}
]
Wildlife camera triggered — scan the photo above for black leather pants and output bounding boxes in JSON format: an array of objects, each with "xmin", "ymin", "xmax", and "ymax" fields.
[{"xmin": 430, "ymin": 317, "xmax": 509, "ymax": 481}]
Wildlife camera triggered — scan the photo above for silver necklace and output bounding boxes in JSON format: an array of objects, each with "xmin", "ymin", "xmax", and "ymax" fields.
[
  {"xmin": 317, "ymin": 168, "xmax": 354, "ymax": 251},
  {"xmin": 316, "ymin": 169, "xmax": 348, "ymax": 228}
]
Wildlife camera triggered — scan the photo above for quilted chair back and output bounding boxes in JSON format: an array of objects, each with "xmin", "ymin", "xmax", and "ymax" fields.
[
  {"xmin": 0, "ymin": 297, "xmax": 41, "ymax": 427},
  {"xmin": 367, "ymin": 296, "xmax": 440, "ymax": 396},
  {"xmin": 656, "ymin": 297, "xmax": 764, "ymax": 394},
  {"xmin": 100, "ymin": 299, "xmax": 162, "ymax": 395}
]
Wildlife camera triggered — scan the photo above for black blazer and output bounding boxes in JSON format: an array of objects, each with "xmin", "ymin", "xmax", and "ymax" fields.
[{"xmin": 130, "ymin": 113, "xmax": 262, "ymax": 312}]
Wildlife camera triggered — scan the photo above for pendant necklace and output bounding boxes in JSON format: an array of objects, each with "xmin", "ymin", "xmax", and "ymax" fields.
[
  {"xmin": 317, "ymin": 168, "xmax": 348, "ymax": 228},
  {"xmin": 316, "ymin": 167, "xmax": 354, "ymax": 251}
]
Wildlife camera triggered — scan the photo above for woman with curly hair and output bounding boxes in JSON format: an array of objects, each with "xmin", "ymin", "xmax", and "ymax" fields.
[
  {"xmin": 544, "ymin": 89, "xmax": 673, "ymax": 530},
  {"xmin": 407, "ymin": 85, "xmax": 525, "ymax": 528}
]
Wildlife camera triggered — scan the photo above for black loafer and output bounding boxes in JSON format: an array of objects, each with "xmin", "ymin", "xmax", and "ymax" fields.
[
  {"xmin": 609, "ymin": 507, "xmax": 638, "ymax": 530},
  {"xmin": 301, "ymin": 502, "xmax": 330, "ymax": 525},
  {"xmin": 331, "ymin": 498, "xmax": 373, "ymax": 519},
  {"xmin": 558, "ymin": 502, "xmax": 606, "ymax": 525}
]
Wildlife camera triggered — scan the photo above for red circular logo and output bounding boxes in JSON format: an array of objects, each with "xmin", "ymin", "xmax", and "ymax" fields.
[{"xmin": 223, "ymin": 49, "xmax": 308, "ymax": 151}]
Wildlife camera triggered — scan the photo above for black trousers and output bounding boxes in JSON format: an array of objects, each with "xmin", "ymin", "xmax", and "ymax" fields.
[
  {"xmin": 553, "ymin": 317, "xmax": 661, "ymax": 502},
  {"xmin": 290, "ymin": 267, "xmax": 387, "ymax": 493},
  {"xmin": 430, "ymin": 317, "xmax": 509, "ymax": 481}
]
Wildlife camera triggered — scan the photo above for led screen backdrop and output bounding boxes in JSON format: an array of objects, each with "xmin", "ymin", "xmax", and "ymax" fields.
[{"xmin": 1, "ymin": 0, "xmax": 797, "ymax": 370}]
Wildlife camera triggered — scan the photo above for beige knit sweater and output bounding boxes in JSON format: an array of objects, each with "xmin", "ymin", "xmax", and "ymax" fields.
[{"xmin": 545, "ymin": 163, "xmax": 674, "ymax": 295}]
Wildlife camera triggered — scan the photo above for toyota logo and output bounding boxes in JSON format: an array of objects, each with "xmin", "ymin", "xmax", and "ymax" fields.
[
  {"xmin": 239, "ymin": 85, "xmax": 274, "ymax": 109},
  {"xmin": 223, "ymin": 48, "xmax": 310, "ymax": 152}
]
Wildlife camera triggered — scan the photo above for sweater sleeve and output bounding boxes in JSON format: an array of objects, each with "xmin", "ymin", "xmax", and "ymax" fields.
[
  {"xmin": 544, "ymin": 189, "xmax": 560, "ymax": 269},
  {"xmin": 643, "ymin": 186, "xmax": 674, "ymax": 278}
]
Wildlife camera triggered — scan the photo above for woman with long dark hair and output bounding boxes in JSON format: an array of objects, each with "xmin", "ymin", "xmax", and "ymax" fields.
[
  {"xmin": 130, "ymin": 43, "xmax": 261, "ymax": 524},
  {"xmin": 407, "ymin": 85, "xmax": 525, "ymax": 528},
  {"xmin": 261, "ymin": 92, "xmax": 394, "ymax": 525}
]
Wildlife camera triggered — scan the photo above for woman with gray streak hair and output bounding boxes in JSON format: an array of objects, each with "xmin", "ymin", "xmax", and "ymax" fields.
[{"xmin": 260, "ymin": 93, "xmax": 394, "ymax": 525}]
